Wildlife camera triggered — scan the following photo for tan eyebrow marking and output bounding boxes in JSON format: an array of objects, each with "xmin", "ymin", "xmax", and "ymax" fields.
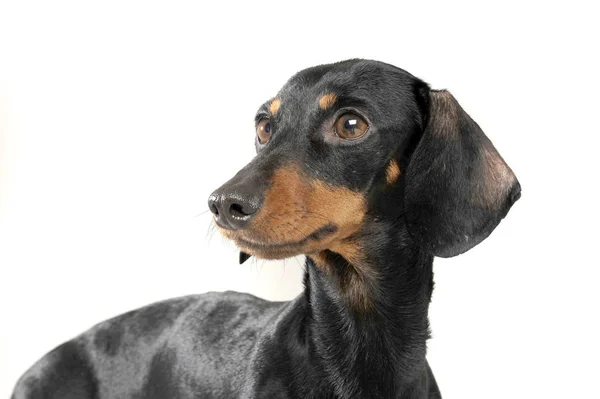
[
  {"xmin": 269, "ymin": 99, "xmax": 281, "ymax": 115},
  {"xmin": 385, "ymin": 159, "xmax": 401, "ymax": 185},
  {"xmin": 319, "ymin": 93, "xmax": 337, "ymax": 110}
]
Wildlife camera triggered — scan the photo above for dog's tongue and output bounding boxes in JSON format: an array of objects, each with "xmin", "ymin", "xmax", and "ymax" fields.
[{"xmin": 239, "ymin": 251, "xmax": 251, "ymax": 264}]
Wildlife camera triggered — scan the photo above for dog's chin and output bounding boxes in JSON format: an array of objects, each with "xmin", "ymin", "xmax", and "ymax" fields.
[
  {"xmin": 237, "ymin": 246, "xmax": 304, "ymax": 260},
  {"xmin": 218, "ymin": 223, "xmax": 338, "ymax": 260},
  {"xmin": 233, "ymin": 238, "xmax": 313, "ymax": 260}
]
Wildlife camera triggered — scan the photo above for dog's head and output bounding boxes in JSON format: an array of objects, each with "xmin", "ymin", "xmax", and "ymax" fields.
[{"xmin": 209, "ymin": 60, "xmax": 520, "ymax": 262}]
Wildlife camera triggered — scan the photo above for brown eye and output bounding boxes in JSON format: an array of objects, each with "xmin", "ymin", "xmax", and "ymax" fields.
[
  {"xmin": 257, "ymin": 118, "xmax": 272, "ymax": 144},
  {"xmin": 334, "ymin": 113, "xmax": 368, "ymax": 139}
]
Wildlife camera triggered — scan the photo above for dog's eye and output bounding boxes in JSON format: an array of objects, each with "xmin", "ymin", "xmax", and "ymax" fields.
[
  {"xmin": 257, "ymin": 118, "xmax": 272, "ymax": 144},
  {"xmin": 334, "ymin": 114, "xmax": 368, "ymax": 140}
]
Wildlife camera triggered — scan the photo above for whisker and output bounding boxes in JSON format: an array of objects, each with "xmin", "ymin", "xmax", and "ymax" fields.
[
  {"xmin": 194, "ymin": 209, "xmax": 211, "ymax": 218},
  {"xmin": 292, "ymin": 209, "xmax": 330, "ymax": 223},
  {"xmin": 206, "ymin": 221, "xmax": 219, "ymax": 243},
  {"xmin": 293, "ymin": 256, "xmax": 303, "ymax": 271}
]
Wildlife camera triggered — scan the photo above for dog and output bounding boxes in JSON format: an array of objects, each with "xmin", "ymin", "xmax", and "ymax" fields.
[{"xmin": 12, "ymin": 59, "xmax": 520, "ymax": 398}]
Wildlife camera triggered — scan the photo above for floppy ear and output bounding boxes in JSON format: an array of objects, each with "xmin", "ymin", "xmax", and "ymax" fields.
[{"xmin": 405, "ymin": 89, "xmax": 521, "ymax": 258}]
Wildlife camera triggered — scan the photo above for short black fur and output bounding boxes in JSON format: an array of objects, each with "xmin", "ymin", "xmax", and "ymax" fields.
[{"xmin": 12, "ymin": 59, "xmax": 520, "ymax": 398}]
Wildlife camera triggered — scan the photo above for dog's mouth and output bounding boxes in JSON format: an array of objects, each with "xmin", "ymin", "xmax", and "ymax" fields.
[{"xmin": 220, "ymin": 224, "xmax": 338, "ymax": 260}]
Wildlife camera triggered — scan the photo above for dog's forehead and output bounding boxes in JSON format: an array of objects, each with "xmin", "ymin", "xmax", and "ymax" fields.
[
  {"xmin": 273, "ymin": 60, "xmax": 417, "ymax": 114},
  {"xmin": 281, "ymin": 60, "xmax": 380, "ymax": 97}
]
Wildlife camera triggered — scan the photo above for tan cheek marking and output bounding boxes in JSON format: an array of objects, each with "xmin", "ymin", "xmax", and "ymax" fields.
[
  {"xmin": 224, "ymin": 164, "xmax": 375, "ymax": 312},
  {"xmin": 250, "ymin": 165, "xmax": 308, "ymax": 243},
  {"xmin": 319, "ymin": 93, "xmax": 337, "ymax": 110},
  {"xmin": 269, "ymin": 98, "xmax": 281, "ymax": 115},
  {"xmin": 305, "ymin": 178, "xmax": 365, "ymax": 241},
  {"xmin": 385, "ymin": 159, "xmax": 401, "ymax": 185},
  {"xmin": 251, "ymin": 165, "xmax": 366, "ymax": 246},
  {"xmin": 302, "ymin": 181, "xmax": 375, "ymax": 312}
]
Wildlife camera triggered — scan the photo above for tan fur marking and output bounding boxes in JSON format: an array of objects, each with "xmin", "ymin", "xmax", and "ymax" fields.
[
  {"xmin": 330, "ymin": 240, "xmax": 377, "ymax": 312},
  {"xmin": 385, "ymin": 159, "xmax": 401, "ymax": 185},
  {"xmin": 221, "ymin": 164, "xmax": 375, "ymax": 311},
  {"xmin": 310, "ymin": 252, "xmax": 328, "ymax": 269},
  {"xmin": 342, "ymin": 270, "xmax": 376, "ymax": 312},
  {"xmin": 309, "ymin": 249, "xmax": 376, "ymax": 312},
  {"xmin": 319, "ymin": 93, "xmax": 337, "ymax": 110},
  {"xmin": 247, "ymin": 165, "xmax": 366, "ymax": 249},
  {"xmin": 269, "ymin": 98, "xmax": 281, "ymax": 115}
]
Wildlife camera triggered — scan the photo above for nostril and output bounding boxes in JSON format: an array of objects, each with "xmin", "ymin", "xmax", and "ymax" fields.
[
  {"xmin": 229, "ymin": 202, "xmax": 254, "ymax": 219},
  {"xmin": 209, "ymin": 203, "xmax": 220, "ymax": 217}
]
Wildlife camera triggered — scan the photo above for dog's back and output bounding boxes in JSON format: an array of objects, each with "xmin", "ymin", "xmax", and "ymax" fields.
[{"xmin": 12, "ymin": 292, "xmax": 283, "ymax": 398}]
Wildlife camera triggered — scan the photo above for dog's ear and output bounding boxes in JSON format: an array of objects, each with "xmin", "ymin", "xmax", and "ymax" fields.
[{"xmin": 405, "ymin": 89, "xmax": 521, "ymax": 258}]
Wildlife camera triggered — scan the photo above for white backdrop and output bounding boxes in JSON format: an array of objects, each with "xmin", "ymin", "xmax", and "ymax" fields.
[{"xmin": 1, "ymin": 1, "xmax": 599, "ymax": 398}]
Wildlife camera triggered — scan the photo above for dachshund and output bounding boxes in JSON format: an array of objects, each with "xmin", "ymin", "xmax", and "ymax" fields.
[{"xmin": 12, "ymin": 59, "xmax": 520, "ymax": 398}]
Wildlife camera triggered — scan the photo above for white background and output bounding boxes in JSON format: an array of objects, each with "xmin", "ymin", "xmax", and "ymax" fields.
[{"xmin": 1, "ymin": 1, "xmax": 599, "ymax": 398}]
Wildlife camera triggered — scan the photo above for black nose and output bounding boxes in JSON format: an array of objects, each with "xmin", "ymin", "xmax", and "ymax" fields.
[{"xmin": 208, "ymin": 189, "xmax": 260, "ymax": 230}]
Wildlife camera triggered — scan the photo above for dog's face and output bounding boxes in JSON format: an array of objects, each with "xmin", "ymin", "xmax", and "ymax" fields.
[{"xmin": 209, "ymin": 60, "xmax": 520, "ymax": 262}]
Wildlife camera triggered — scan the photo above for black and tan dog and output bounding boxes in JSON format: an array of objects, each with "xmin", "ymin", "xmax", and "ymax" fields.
[{"xmin": 12, "ymin": 59, "xmax": 520, "ymax": 398}]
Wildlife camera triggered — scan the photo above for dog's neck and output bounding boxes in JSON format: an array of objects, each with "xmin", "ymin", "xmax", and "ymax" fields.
[{"xmin": 304, "ymin": 222, "xmax": 434, "ymax": 396}]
